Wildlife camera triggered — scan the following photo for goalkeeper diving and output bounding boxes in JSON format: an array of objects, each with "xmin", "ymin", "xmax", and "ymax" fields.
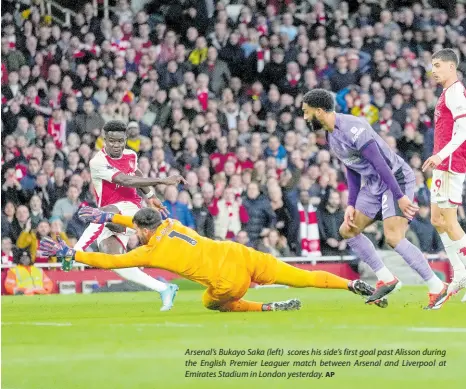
[{"xmin": 40, "ymin": 207, "xmax": 388, "ymax": 312}]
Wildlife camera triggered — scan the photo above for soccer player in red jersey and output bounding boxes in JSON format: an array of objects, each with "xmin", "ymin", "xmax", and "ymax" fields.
[
  {"xmin": 75, "ymin": 120, "xmax": 186, "ymax": 311},
  {"xmin": 422, "ymin": 49, "xmax": 466, "ymax": 307}
]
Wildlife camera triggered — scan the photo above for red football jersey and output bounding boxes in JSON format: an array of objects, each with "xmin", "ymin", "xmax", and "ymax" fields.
[
  {"xmin": 434, "ymin": 81, "xmax": 466, "ymax": 173},
  {"xmin": 89, "ymin": 148, "xmax": 142, "ymax": 207}
]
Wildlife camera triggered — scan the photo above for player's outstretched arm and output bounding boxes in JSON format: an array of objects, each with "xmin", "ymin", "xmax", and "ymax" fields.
[{"xmin": 113, "ymin": 173, "xmax": 187, "ymax": 188}]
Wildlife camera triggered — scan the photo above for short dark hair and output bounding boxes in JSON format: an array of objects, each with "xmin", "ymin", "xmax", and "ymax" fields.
[
  {"xmin": 103, "ymin": 120, "xmax": 127, "ymax": 133},
  {"xmin": 432, "ymin": 48, "xmax": 459, "ymax": 67},
  {"xmin": 302, "ymin": 89, "xmax": 335, "ymax": 112},
  {"xmin": 133, "ymin": 208, "xmax": 162, "ymax": 230}
]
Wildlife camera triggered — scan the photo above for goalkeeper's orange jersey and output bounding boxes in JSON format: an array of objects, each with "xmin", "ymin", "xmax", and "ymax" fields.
[{"xmin": 74, "ymin": 216, "xmax": 275, "ymax": 288}]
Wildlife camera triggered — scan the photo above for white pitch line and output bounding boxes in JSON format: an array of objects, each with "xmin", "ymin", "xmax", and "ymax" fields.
[
  {"xmin": 1, "ymin": 322, "xmax": 72, "ymax": 327},
  {"xmin": 408, "ymin": 327, "xmax": 466, "ymax": 333}
]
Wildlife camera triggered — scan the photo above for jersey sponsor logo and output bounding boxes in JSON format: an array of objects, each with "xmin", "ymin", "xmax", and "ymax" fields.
[
  {"xmin": 129, "ymin": 160, "xmax": 135, "ymax": 170},
  {"xmin": 342, "ymin": 156, "xmax": 361, "ymax": 166},
  {"xmin": 351, "ymin": 127, "xmax": 366, "ymax": 142}
]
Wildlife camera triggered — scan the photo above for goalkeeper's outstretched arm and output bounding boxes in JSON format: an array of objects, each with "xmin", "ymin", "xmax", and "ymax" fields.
[
  {"xmin": 112, "ymin": 214, "xmax": 137, "ymax": 229},
  {"xmin": 75, "ymin": 245, "xmax": 152, "ymax": 269}
]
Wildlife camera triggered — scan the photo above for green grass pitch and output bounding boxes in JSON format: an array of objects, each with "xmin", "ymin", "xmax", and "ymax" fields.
[{"xmin": 2, "ymin": 282, "xmax": 465, "ymax": 389}]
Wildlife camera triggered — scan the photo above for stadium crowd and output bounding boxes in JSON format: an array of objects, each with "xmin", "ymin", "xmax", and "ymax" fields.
[{"xmin": 2, "ymin": 0, "xmax": 466, "ymax": 265}]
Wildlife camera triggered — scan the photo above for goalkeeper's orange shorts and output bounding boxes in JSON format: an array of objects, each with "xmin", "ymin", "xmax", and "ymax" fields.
[{"xmin": 202, "ymin": 243, "xmax": 279, "ymax": 309}]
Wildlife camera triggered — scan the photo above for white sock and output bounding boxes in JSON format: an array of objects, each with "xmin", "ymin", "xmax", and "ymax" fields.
[
  {"xmin": 440, "ymin": 233, "xmax": 466, "ymax": 273},
  {"xmin": 112, "ymin": 268, "xmax": 168, "ymax": 292},
  {"xmin": 375, "ymin": 266, "xmax": 395, "ymax": 283},
  {"xmin": 426, "ymin": 275, "xmax": 445, "ymax": 294},
  {"xmin": 452, "ymin": 234, "xmax": 466, "ymax": 268}
]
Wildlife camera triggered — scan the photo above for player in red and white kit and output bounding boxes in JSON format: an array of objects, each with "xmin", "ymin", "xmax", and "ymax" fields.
[
  {"xmin": 422, "ymin": 49, "xmax": 466, "ymax": 307},
  {"xmin": 75, "ymin": 120, "xmax": 186, "ymax": 311}
]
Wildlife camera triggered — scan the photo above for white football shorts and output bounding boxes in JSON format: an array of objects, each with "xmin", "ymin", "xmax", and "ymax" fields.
[
  {"xmin": 75, "ymin": 201, "xmax": 140, "ymax": 251},
  {"xmin": 430, "ymin": 169, "xmax": 465, "ymax": 208}
]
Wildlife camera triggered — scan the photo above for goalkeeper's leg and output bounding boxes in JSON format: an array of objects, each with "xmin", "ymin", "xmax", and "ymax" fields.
[
  {"xmin": 273, "ymin": 260, "xmax": 350, "ymax": 289},
  {"xmin": 201, "ymin": 273, "xmax": 300, "ymax": 312}
]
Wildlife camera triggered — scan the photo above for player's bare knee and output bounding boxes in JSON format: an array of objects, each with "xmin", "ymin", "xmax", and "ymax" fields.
[
  {"xmin": 339, "ymin": 224, "xmax": 359, "ymax": 239},
  {"xmin": 384, "ymin": 231, "xmax": 403, "ymax": 248},
  {"xmin": 430, "ymin": 214, "xmax": 444, "ymax": 231}
]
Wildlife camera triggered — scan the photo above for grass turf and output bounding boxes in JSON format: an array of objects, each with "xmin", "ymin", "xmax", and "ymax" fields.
[{"xmin": 2, "ymin": 283, "xmax": 465, "ymax": 389}]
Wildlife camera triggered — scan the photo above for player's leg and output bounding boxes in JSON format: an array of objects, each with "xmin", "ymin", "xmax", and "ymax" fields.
[
  {"xmin": 339, "ymin": 187, "xmax": 397, "ymax": 284},
  {"xmin": 379, "ymin": 181, "xmax": 447, "ymax": 309},
  {"xmin": 98, "ymin": 234, "xmax": 178, "ymax": 311},
  {"xmin": 74, "ymin": 223, "xmax": 105, "ymax": 251},
  {"xmin": 432, "ymin": 204, "xmax": 466, "ymax": 274},
  {"xmin": 430, "ymin": 170, "xmax": 466, "ymax": 297},
  {"xmin": 101, "ymin": 203, "xmax": 178, "ymax": 310}
]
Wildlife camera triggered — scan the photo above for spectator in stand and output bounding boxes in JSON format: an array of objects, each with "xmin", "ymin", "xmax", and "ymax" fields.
[
  {"xmin": 51, "ymin": 185, "xmax": 81, "ymax": 229},
  {"xmin": 29, "ymin": 195, "xmax": 46, "ymax": 227},
  {"xmin": 236, "ymin": 229, "xmax": 253, "ymax": 248},
  {"xmin": 257, "ymin": 229, "xmax": 291, "ymax": 257},
  {"xmin": 268, "ymin": 184, "xmax": 293, "ymax": 249},
  {"xmin": 212, "ymin": 187, "xmax": 248, "ymax": 240},
  {"xmin": 199, "ymin": 46, "xmax": 231, "ymax": 96},
  {"xmin": 162, "ymin": 185, "xmax": 195, "ymax": 229},
  {"xmin": 74, "ymin": 99, "xmax": 105, "ymax": 137},
  {"xmin": 242, "ymin": 181, "xmax": 275, "ymax": 245},
  {"xmin": 1, "ymin": 237, "xmax": 14, "ymax": 264},
  {"xmin": 10, "ymin": 205, "xmax": 30, "ymax": 243},
  {"xmin": 351, "ymin": 92, "xmax": 379, "ymax": 125},
  {"xmin": 1, "ymin": 202, "xmax": 16, "ymax": 240},
  {"xmin": 192, "ymin": 192, "xmax": 215, "ymax": 239},
  {"xmin": 16, "ymin": 219, "xmax": 63, "ymax": 263},
  {"xmin": 317, "ymin": 191, "xmax": 347, "ymax": 256},
  {"xmin": 330, "ymin": 55, "xmax": 358, "ymax": 92},
  {"xmin": 4, "ymin": 248, "xmax": 53, "ymax": 295},
  {"xmin": 210, "ymin": 136, "xmax": 237, "ymax": 174},
  {"xmin": 20, "ymin": 157, "xmax": 41, "ymax": 191},
  {"xmin": 261, "ymin": 48, "xmax": 287, "ymax": 89},
  {"xmin": 2, "ymin": 168, "xmax": 27, "ymax": 206},
  {"xmin": 373, "ymin": 104, "xmax": 403, "ymax": 139},
  {"xmin": 410, "ymin": 202, "xmax": 445, "ymax": 256}
]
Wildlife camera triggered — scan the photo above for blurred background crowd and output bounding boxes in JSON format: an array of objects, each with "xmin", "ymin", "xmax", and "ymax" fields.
[{"xmin": 2, "ymin": 0, "xmax": 466, "ymax": 265}]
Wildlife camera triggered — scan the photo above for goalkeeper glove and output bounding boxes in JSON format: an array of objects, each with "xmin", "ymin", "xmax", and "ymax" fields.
[
  {"xmin": 78, "ymin": 206, "xmax": 114, "ymax": 224},
  {"xmin": 39, "ymin": 237, "xmax": 76, "ymax": 271}
]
